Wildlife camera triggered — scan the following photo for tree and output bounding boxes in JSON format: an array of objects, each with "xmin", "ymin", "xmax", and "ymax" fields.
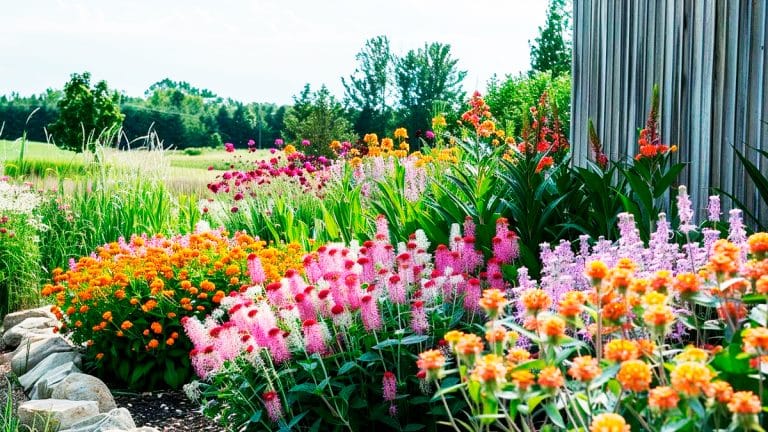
[
  {"xmin": 394, "ymin": 42, "xmax": 466, "ymax": 139},
  {"xmin": 342, "ymin": 36, "xmax": 393, "ymax": 136},
  {"xmin": 283, "ymin": 84, "xmax": 357, "ymax": 158},
  {"xmin": 529, "ymin": 0, "xmax": 572, "ymax": 77},
  {"xmin": 48, "ymin": 72, "xmax": 124, "ymax": 152}
]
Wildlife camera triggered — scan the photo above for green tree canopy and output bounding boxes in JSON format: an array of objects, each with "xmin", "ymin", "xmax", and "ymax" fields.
[
  {"xmin": 283, "ymin": 84, "xmax": 357, "ymax": 158},
  {"xmin": 48, "ymin": 72, "xmax": 124, "ymax": 152},
  {"xmin": 529, "ymin": 0, "xmax": 572, "ymax": 77},
  {"xmin": 342, "ymin": 35, "xmax": 393, "ymax": 137},
  {"xmin": 394, "ymin": 42, "xmax": 466, "ymax": 138}
]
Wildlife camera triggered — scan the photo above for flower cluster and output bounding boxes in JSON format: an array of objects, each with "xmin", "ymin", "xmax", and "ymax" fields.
[{"xmin": 44, "ymin": 228, "xmax": 304, "ymax": 389}]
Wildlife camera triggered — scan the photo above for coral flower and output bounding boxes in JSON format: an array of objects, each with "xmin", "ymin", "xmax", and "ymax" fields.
[
  {"xmin": 537, "ymin": 366, "xmax": 564, "ymax": 390},
  {"xmin": 478, "ymin": 288, "xmax": 508, "ymax": 319},
  {"xmin": 727, "ymin": 391, "xmax": 761, "ymax": 414},
  {"xmin": 670, "ymin": 362, "xmax": 713, "ymax": 397},
  {"xmin": 558, "ymin": 291, "xmax": 585, "ymax": 318},
  {"xmin": 585, "ymin": 260, "xmax": 609, "ymax": 281},
  {"xmin": 674, "ymin": 272, "xmax": 701, "ymax": 296},
  {"xmin": 604, "ymin": 339, "xmax": 640, "ymax": 362},
  {"xmin": 705, "ymin": 380, "xmax": 734, "ymax": 404},
  {"xmin": 748, "ymin": 232, "xmax": 768, "ymax": 257},
  {"xmin": 417, "ymin": 350, "xmax": 446, "ymax": 381},
  {"xmin": 520, "ymin": 289, "xmax": 552, "ymax": 315},
  {"xmin": 455, "ymin": 334, "xmax": 484, "ymax": 365},
  {"xmin": 506, "ymin": 348, "xmax": 531, "ymax": 365},
  {"xmin": 617, "ymin": 360, "xmax": 651, "ymax": 392},
  {"xmin": 590, "ymin": 413, "xmax": 630, "ymax": 432},
  {"xmin": 540, "ymin": 315, "xmax": 566, "ymax": 343},
  {"xmin": 642, "ymin": 304, "xmax": 675, "ymax": 335},
  {"xmin": 743, "ymin": 326, "xmax": 768, "ymax": 354},
  {"xmin": 649, "ymin": 386, "xmax": 680, "ymax": 411},
  {"xmin": 510, "ymin": 370, "xmax": 535, "ymax": 391},
  {"xmin": 470, "ymin": 354, "xmax": 507, "ymax": 389},
  {"xmin": 568, "ymin": 356, "xmax": 602, "ymax": 382}
]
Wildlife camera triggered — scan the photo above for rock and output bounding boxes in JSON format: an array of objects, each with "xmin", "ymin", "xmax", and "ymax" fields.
[
  {"xmin": 58, "ymin": 407, "xmax": 136, "ymax": 432},
  {"xmin": 11, "ymin": 335, "xmax": 74, "ymax": 375},
  {"xmin": 3, "ymin": 306, "xmax": 57, "ymax": 331},
  {"xmin": 51, "ymin": 373, "xmax": 117, "ymax": 413},
  {"xmin": 103, "ymin": 429, "xmax": 159, "ymax": 432},
  {"xmin": 33, "ymin": 361, "xmax": 82, "ymax": 399},
  {"xmin": 18, "ymin": 351, "xmax": 82, "ymax": 393},
  {"xmin": 18, "ymin": 399, "xmax": 99, "ymax": 430},
  {"xmin": 2, "ymin": 316, "xmax": 57, "ymax": 348}
]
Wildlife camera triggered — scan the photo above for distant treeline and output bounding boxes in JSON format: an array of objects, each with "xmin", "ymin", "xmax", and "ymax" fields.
[{"xmin": 0, "ymin": 79, "xmax": 287, "ymax": 149}]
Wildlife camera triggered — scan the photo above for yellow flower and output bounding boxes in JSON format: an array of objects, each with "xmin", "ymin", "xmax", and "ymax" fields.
[
  {"xmin": 394, "ymin": 127, "xmax": 408, "ymax": 140},
  {"xmin": 284, "ymin": 144, "xmax": 297, "ymax": 155},
  {"xmin": 590, "ymin": 413, "xmax": 630, "ymax": 432}
]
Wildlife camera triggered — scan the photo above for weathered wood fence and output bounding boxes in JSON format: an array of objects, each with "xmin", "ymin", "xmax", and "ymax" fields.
[{"xmin": 571, "ymin": 0, "xmax": 768, "ymax": 227}]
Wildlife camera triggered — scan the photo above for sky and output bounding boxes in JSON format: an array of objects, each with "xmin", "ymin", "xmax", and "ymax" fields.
[{"xmin": 0, "ymin": 0, "xmax": 549, "ymax": 105}]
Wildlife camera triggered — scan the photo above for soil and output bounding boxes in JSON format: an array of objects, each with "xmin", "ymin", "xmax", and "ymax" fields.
[{"xmin": 1, "ymin": 348, "xmax": 222, "ymax": 432}]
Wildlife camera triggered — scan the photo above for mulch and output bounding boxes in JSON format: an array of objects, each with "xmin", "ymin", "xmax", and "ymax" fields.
[{"xmin": 1, "ymin": 348, "xmax": 222, "ymax": 432}]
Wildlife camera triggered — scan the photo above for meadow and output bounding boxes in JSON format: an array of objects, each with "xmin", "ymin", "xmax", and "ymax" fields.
[{"xmin": 1, "ymin": 91, "xmax": 768, "ymax": 432}]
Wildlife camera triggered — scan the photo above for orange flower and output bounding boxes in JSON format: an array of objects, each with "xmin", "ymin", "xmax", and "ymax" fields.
[
  {"xmin": 674, "ymin": 272, "xmax": 700, "ymax": 295},
  {"xmin": 537, "ymin": 366, "xmax": 564, "ymax": 390},
  {"xmin": 95, "ymin": 353, "xmax": 104, "ymax": 361},
  {"xmin": 520, "ymin": 289, "xmax": 552, "ymax": 315},
  {"xmin": 120, "ymin": 320, "xmax": 133, "ymax": 330},
  {"xmin": 141, "ymin": 299, "xmax": 158, "ymax": 312},
  {"xmin": 585, "ymin": 260, "xmax": 609, "ymax": 281},
  {"xmin": 642, "ymin": 304, "xmax": 675, "ymax": 332},
  {"xmin": 101, "ymin": 311, "xmax": 112, "ymax": 321},
  {"xmin": 674, "ymin": 346, "xmax": 709, "ymax": 363},
  {"xmin": 147, "ymin": 339, "xmax": 159, "ymax": 349},
  {"xmin": 670, "ymin": 362, "xmax": 713, "ymax": 397},
  {"xmin": 617, "ymin": 360, "xmax": 652, "ymax": 392},
  {"xmin": 166, "ymin": 338, "xmax": 175, "ymax": 346},
  {"xmin": 748, "ymin": 232, "xmax": 768, "ymax": 256},
  {"xmin": 650, "ymin": 270, "xmax": 673, "ymax": 293},
  {"xmin": 470, "ymin": 354, "xmax": 507, "ymax": 387},
  {"xmin": 727, "ymin": 391, "xmax": 761, "ymax": 415},
  {"xmin": 485, "ymin": 326, "xmax": 508, "ymax": 344},
  {"xmin": 511, "ymin": 370, "xmax": 535, "ymax": 391},
  {"xmin": 417, "ymin": 350, "xmax": 446, "ymax": 380},
  {"xmin": 558, "ymin": 291, "xmax": 585, "ymax": 317},
  {"xmin": 506, "ymin": 348, "xmax": 532, "ymax": 365},
  {"xmin": 150, "ymin": 322, "xmax": 163, "ymax": 334},
  {"xmin": 705, "ymin": 381, "xmax": 734, "ymax": 404},
  {"xmin": 478, "ymin": 288, "xmax": 508, "ymax": 319},
  {"xmin": 589, "ymin": 413, "xmax": 629, "ymax": 432},
  {"xmin": 601, "ymin": 301, "xmax": 628, "ymax": 323},
  {"xmin": 744, "ymin": 326, "xmax": 768, "ymax": 355},
  {"xmin": 535, "ymin": 156, "xmax": 554, "ymax": 173},
  {"xmin": 604, "ymin": 339, "xmax": 640, "ymax": 362},
  {"xmin": 756, "ymin": 275, "xmax": 768, "ymax": 294},
  {"xmin": 568, "ymin": 356, "xmax": 601, "ymax": 382},
  {"xmin": 444, "ymin": 330, "xmax": 465, "ymax": 348},
  {"xmin": 455, "ymin": 334, "xmax": 485, "ymax": 360},
  {"xmin": 649, "ymin": 386, "xmax": 680, "ymax": 411}
]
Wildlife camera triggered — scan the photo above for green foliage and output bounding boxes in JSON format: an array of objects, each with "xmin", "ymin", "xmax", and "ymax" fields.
[
  {"xmin": 720, "ymin": 145, "xmax": 768, "ymax": 230},
  {"xmin": 283, "ymin": 84, "xmax": 357, "ymax": 158},
  {"xmin": 395, "ymin": 43, "xmax": 467, "ymax": 138},
  {"xmin": 485, "ymin": 71, "xmax": 571, "ymax": 138},
  {"xmin": 343, "ymin": 35, "xmax": 394, "ymax": 137},
  {"xmin": 48, "ymin": 72, "xmax": 124, "ymax": 153},
  {"xmin": 529, "ymin": 0, "xmax": 572, "ymax": 77}
]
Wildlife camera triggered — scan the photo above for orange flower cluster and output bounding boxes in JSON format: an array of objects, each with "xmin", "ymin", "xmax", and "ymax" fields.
[{"xmin": 43, "ymin": 230, "xmax": 305, "ymax": 388}]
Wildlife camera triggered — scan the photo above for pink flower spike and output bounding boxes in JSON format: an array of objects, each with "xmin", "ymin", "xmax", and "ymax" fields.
[
  {"xmin": 263, "ymin": 391, "xmax": 283, "ymax": 422},
  {"xmin": 383, "ymin": 371, "xmax": 397, "ymax": 401}
]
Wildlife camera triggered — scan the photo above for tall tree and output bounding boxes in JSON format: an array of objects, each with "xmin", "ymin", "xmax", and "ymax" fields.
[
  {"xmin": 394, "ymin": 42, "xmax": 466, "ymax": 138},
  {"xmin": 529, "ymin": 0, "xmax": 572, "ymax": 77},
  {"xmin": 283, "ymin": 84, "xmax": 357, "ymax": 158},
  {"xmin": 342, "ymin": 35, "xmax": 393, "ymax": 136},
  {"xmin": 48, "ymin": 72, "xmax": 124, "ymax": 152}
]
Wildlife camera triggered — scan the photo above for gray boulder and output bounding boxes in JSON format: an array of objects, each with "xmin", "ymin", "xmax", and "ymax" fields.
[
  {"xmin": 19, "ymin": 351, "xmax": 82, "ymax": 393},
  {"xmin": 11, "ymin": 335, "xmax": 74, "ymax": 375},
  {"xmin": 3, "ymin": 306, "xmax": 57, "ymax": 331},
  {"xmin": 18, "ymin": 399, "xmax": 99, "ymax": 430},
  {"xmin": 3, "ymin": 316, "xmax": 58, "ymax": 348},
  {"xmin": 51, "ymin": 373, "xmax": 117, "ymax": 413},
  {"xmin": 58, "ymin": 407, "xmax": 136, "ymax": 432},
  {"xmin": 33, "ymin": 361, "xmax": 82, "ymax": 399}
]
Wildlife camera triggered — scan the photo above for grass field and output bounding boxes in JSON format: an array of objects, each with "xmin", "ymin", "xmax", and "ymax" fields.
[{"xmin": 0, "ymin": 139, "xmax": 269, "ymax": 195}]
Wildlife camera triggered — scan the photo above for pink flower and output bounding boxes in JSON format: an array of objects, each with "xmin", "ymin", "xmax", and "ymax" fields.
[
  {"xmin": 263, "ymin": 391, "xmax": 283, "ymax": 422},
  {"xmin": 301, "ymin": 139, "xmax": 311, "ymax": 146},
  {"xmin": 386, "ymin": 274, "xmax": 406, "ymax": 304},
  {"xmin": 302, "ymin": 319, "xmax": 328, "ymax": 355},
  {"xmin": 425, "ymin": 130, "xmax": 435, "ymax": 140},
  {"xmin": 267, "ymin": 327, "xmax": 291, "ymax": 363},
  {"xmin": 410, "ymin": 300, "xmax": 429, "ymax": 334},
  {"xmin": 224, "ymin": 143, "xmax": 235, "ymax": 153},
  {"xmin": 274, "ymin": 138, "xmax": 284, "ymax": 147},
  {"xmin": 360, "ymin": 294, "xmax": 382, "ymax": 331},
  {"xmin": 247, "ymin": 254, "xmax": 266, "ymax": 285},
  {"xmin": 383, "ymin": 371, "xmax": 397, "ymax": 401}
]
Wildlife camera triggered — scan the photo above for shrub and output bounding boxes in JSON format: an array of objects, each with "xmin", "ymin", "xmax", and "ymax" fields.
[
  {"xmin": 183, "ymin": 216, "xmax": 520, "ymax": 430},
  {"xmin": 44, "ymin": 229, "xmax": 304, "ymax": 389}
]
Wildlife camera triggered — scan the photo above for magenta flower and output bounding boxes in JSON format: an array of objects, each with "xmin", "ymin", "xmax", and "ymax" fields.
[
  {"xmin": 263, "ymin": 391, "xmax": 283, "ymax": 422},
  {"xmin": 224, "ymin": 143, "xmax": 235, "ymax": 153},
  {"xmin": 410, "ymin": 300, "xmax": 429, "ymax": 334},
  {"xmin": 425, "ymin": 130, "xmax": 435, "ymax": 140},
  {"xmin": 301, "ymin": 139, "xmax": 311, "ymax": 146},
  {"xmin": 382, "ymin": 371, "xmax": 397, "ymax": 401},
  {"xmin": 360, "ymin": 294, "xmax": 382, "ymax": 331},
  {"xmin": 302, "ymin": 319, "xmax": 328, "ymax": 355},
  {"xmin": 247, "ymin": 254, "xmax": 266, "ymax": 285},
  {"xmin": 274, "ymin": 138, "xmax": 284, "ymax": 147}
]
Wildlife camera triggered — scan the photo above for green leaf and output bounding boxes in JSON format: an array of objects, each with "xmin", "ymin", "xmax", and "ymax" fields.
[
  {"xmin": 338, "ymin": 361, "xmax": 357, "ymax": 375},
  {"xmin": 544, "ymin": 402, "xmax": 565, "ymax": 428},
  {"xmin": 399, "ymin": 335, "xmax": 430, "ymax": 345},
  {"xmin": 403, "ymin": 424, "xmax": 425, "ymax": 431},
  {"xmin": 289, "ymin": 383, "xmax": 317, "ymax": 394},
  {"xmin": 249, "ymin": 410, "xmax": 262, "ymax": 423}
]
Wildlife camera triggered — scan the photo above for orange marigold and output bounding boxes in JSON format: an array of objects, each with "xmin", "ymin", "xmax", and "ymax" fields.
[
  {"xmin": 670, "ymin": 362, "xmax": 713, "ymax": 397},
  {"xmin": 674, "ymin": 272, "xmax": 701, "ymax": 295},
  {"xmin": 727, "ymin": 391, "xmax": 761, "ymax": 415},
  {"xmin": 511, "ymin": 370, "xmax": 535, "ymax": 391},
  {"xmin": 589, "ymin": 413, "xmax": 630, "ymax": 432},
  {"xmin": 747, "ymin": 232, "xmax": 768, "ymax": 256},
  {"xmin": 470, "ymin": 354, "xmax": 507, "ymax": 386},
  {"xmin": 478, "ymin": 288, "xmax": 508, "ymax": 319},
  {"xmin": 506, "ymin": 348, "xmax": 532, "ymax": 365},
  {"xmin": 540, "ymin": 315, "xmax": 566, "ymax": 342},
  {"xmin": 120, "ymin": 320, "xmax": 133, "ymax": 330},
  {"xmin": 586, "ymin": 260, "xmax": 609, "ymax": 280},
  {"xmin": 604, "ymin": 339, "xmax": 640, "ymax": 362},
  {"xmin": 537, "ymin": 366, "xmax": 564, "ymax": 390},
  {"xmin": 743, "ymin": 326, "xmax": 768, "ymax": 354},
  {"xmin": 150, "ymin": 322, "xmax": 163, "ymax": 334},
  {"xmin": 147, "ymin": 339, "xmax": 159, "ymax": 349},
  {"xmin": 520, "ymin": 289, "xmax": 552, "ymax": 314},
  {"xmin": 705, "ymin": 380, "xmax": 734, "ymax": 404},
  {"xmin": 558, "ymin": 291, "xmax": 585, "ymax": 317},
  {"xmin": 454, "ymin": 334, "xmax": 484, "ymax": 359},
  {"xmin": 417, "ymin": 350, "xmax": 446, "ymax": 380},
  {"xmin": 617, "ymin": 360, "xmax": 652, "ymax": 392},
  {"xmin": 568, "ymin": 356, "xmax": 601, "ymax": 382},
  {"xmin": 649, "ymin": 386, "xmax": 679, "ymax": 411}
]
